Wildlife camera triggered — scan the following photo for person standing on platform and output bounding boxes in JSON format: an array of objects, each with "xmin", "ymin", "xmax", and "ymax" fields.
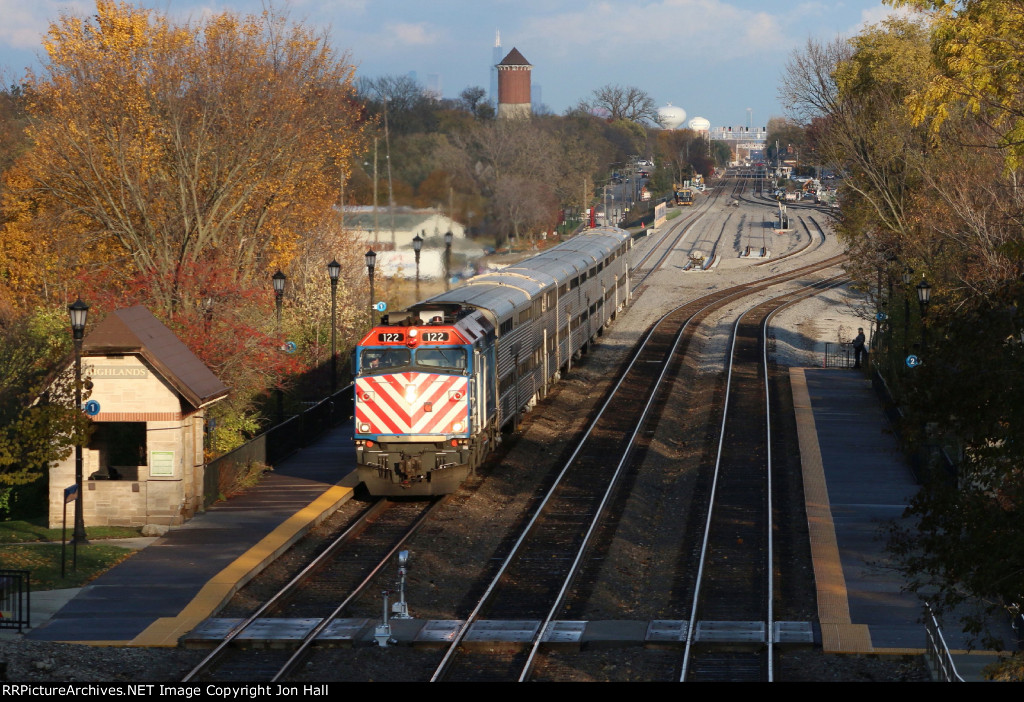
[{"xmin": 853, "ymin": 328, "xmax": 867, "ymax": 368}]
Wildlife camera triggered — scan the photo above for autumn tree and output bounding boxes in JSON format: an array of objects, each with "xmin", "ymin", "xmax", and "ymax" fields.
[
  {"xmin": 1, "ymin": 1, "xmax": 370, "ymax": 451},
  {"xmin": 655, "ymin": 128, "xmax": 703, "ymax": 185},
  {"xmin": 443, "ymin": 119, "xmax": 562, "ymax": 245},
  {"xmin": 8, "ymin": 1, "xmax": 367, "ymax": 316},
  {"xmin": 892, "ymin": 0, "xmax": 1024, "ymax": 169},
  {"xmin": 786, "ymin": 10, "xmax": 1024, "ymax": 663}
]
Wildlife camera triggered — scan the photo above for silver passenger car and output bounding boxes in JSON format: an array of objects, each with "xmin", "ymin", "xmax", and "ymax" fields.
[{"xmin": 410, "ymin": 225, "xmax": 631, "ymax": 430}]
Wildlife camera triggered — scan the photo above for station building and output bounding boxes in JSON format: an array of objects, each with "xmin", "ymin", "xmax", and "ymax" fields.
[{"xmin": 48, "ymin": 306, "xmax": 228, "ymax": 533}]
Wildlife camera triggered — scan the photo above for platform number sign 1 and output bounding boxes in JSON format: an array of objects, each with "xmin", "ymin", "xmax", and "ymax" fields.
[{"xmin": 83, "ymin": 400, "xmax": 101, "ymax": 416}]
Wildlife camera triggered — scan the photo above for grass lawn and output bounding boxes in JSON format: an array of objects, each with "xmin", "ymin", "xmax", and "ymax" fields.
[{"xmin": 0, "ymin": 519, "xmax": 143, "ymax": 590}]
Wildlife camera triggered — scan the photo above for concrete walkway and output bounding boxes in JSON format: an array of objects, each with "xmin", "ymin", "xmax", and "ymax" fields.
[
  {"xmin": 792, "ymin": 368, "xmax": 1012, "ymax": 680},
  {"xmin": 20, "ymin": 421, "xmax": 357, "ymax": 646}
]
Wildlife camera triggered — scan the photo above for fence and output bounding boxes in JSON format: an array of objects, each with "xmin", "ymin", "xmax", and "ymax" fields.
[
  {"xmin": 203, "ymin": 384, "xmax": 354, "ymax": 509},
  {"xmin": 925, "ymin": 603, "xmax": 964, "ymax": 682},
  {"xmin": 0, "ymin": 570, "xmax": 30, "ymax": 632},
  {"xmin": 824, "ymin": 342, "xmax": 857, "ymax": 368}
]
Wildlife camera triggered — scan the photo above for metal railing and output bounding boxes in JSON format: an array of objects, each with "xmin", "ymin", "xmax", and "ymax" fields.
[
  {"xmin": 203, "ymin": 384, "xmax": 354, "ymax": 508},
  {"xmin": 0, "ymin": 570, "xmax": 30, "ymax": 632},
  {"xmin": 925, "ymin": 603, "xmax": 964, "ymax": 682},
  {"xmin": 824, "ymin": 341, "xmax": 856, "ymax": 368}
]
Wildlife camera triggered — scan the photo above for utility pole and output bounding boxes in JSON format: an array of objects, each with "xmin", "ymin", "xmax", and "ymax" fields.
[
  {"xmin": 372, "ymin": 137, "xmax": 379, "ymax": 244},
  {"xmin": 384, "ymin": 97, "xmax": 396, "ymax": 249}
]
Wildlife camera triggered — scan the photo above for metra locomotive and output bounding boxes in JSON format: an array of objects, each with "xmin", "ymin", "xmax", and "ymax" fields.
[{"xmin": 353, "ymin": 225, "xmax": 633, "ymax": 495}]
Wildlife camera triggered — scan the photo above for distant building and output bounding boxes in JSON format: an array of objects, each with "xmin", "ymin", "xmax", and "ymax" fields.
[
  {"xmin": 425, "ymin": 73, "xmax": 442, "ymax": 100},
  {"xmin": 490, "ymin": 30, "xmax": 502, "ymax": 108},
  {"xmin": 497, "ymin": 48, "xmax": 532, "ymax": 120},
  {"xmin": 347, "ymin": 206, "xmax": 482, "ymax": 280}
]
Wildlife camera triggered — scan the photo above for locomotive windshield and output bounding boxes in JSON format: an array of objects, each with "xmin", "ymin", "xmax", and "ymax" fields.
[
  {"xmin": 415, "ymin": 348, "xmax": 467, "ymax": 370},
  {"xmin": 360, "ymin": 348, "xmax": 411, "ymax": 371}
]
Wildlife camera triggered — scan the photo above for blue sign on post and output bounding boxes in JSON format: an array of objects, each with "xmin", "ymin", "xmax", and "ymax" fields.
[
  {"xmin": 83, "ymin": 400, "xmax": 101, "ymax": 416},
  {"xmin": 876, "ymin": 312, "xmax": 888, "ymax": 322},
  {"xmin": 906, "ymin": 354, "xmax": 921, "ymax": 369},
  {"xmin": 284, "ymin": 341, "xmax": 297, "ymax": 354},
  {"xmin": 373, "ymin": 301, "xmax": 387, "ymax": 312},
  {"xmin": 64, "ymin": 484, "xmax": 78, "ymax": 503}
]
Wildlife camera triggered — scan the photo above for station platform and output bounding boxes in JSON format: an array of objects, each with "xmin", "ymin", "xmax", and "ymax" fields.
[
  {"xmin": 21, "ymin": 422, "xmax": 358, "ymax": 646},
  {"xmin": 792, "ymin": 367, "xmax": 1013, "ymax": 681}
]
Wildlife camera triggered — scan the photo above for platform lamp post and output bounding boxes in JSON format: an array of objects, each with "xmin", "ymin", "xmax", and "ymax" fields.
[
  {"xmin": 68, "ymin": 297, "xmax": 89, "ymax": 547},
  {"xmin": 412, "ymin": 233, "xmax": 423, "ymax": 300},
  {"xmin": 444, "ymin": 231, "xmax": 453, "ymax": 291},
  {"xmin": 365, "ymin": 249, "xmax": 377, "ymax": 325},
  {"xmin": 272, "ymin": 270, "xmax": 286, "ymax": 424},
  {"xmin": 917, "ymin": 278, "xmax": 932, "ymax": 355},
  {"xmin": 902, "ymin": 266, "xmax": 913, "ymax": 357},
  {"xmin": 327, "ymin": 260, "xmax": 341, "ymax": 393}
]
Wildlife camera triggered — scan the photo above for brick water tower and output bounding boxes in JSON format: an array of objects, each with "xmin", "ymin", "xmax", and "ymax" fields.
[{"xmin": 497, "ymin": 47, "xmax": 532, "ymax": 119}]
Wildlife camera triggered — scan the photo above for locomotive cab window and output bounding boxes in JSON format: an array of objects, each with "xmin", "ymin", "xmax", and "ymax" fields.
[
  {"xmin": 361, "ymin": 348, "xmax": 411, "ymax": 371},
  {"xmin": 415, "ymin": 348, "xmax": 467, "ymax": 370}
]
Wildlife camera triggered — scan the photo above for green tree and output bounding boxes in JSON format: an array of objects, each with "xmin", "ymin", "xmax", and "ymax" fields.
[{"xmin": 0, "ymin": 307, "xmax": 87, "ymax": 486}]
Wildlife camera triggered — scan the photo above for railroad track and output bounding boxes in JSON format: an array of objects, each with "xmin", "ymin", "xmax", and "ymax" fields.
[
  {"xmin": 427, "ymin": 256, "xmax": 847, "ymax": 682},
  {"xmin": 182, "ymin": 497, "xmax": 442, "ymax": 682},
  {"xmin": 678, "ymin": 275, "xmax": 848, "ymax": 682}
]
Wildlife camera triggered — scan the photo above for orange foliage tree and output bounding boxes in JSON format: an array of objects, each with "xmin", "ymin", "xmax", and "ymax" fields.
[
  {"xmin": 12, "ymin": 1, "xmax": 367, "ymax": 316},
  {"xmin": 1, "ymin": 1, "xmax": 370, "ymax": 449}
]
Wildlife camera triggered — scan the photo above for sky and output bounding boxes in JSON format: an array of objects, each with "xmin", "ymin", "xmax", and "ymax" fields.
[{"xmin": 0, "ymin": 0, "xmax": 913, "ymax": 129}]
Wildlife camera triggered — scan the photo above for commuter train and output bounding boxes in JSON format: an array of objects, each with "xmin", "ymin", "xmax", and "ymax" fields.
[{"xmin": 353, "ymin": 225, "xmax": 633, "ymax": 496}]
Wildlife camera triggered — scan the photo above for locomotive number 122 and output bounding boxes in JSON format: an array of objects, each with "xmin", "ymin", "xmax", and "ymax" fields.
[{"xmin": 422, "ymin": 332, "xmax": 450, "ymax": 342}]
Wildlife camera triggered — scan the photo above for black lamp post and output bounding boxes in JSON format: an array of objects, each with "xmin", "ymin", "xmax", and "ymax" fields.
[
  {"xmin": 327, "ymin": 259, "xmax": 341, "ymax": 393},
  {"xmin": 916, "ymin": 278, "xmax": 932, "ymax": 315},
  {"xmin": 272, "ymin": 269, "xmax": 286, "ymax": 329},
  {"xmin": 902, "ymin": 267, "xmax": 913, "ymax": 357},
  {"xmin": 917, "ymin": 278, "xmax": 932, "ymax": 354},
  {"xmin": 412, "ymin": 233, "xmax": 423, "ymax": 300},
  {"xmin": 272, "ymin": 270, "xmax": 286, "ymax": 424},
  {"xmin": 444, "ymin": 231, "xmax": 453, "ymax": 291},
  {"xmin": 365, "ymin": 249, "xmax": 377, "ymax": 325},
  {"xmin": 68, "ymin": 297, "xmax": 89, "ymax": 547}
]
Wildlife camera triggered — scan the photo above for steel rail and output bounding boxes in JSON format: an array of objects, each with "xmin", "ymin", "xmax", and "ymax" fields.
[
  {"xmin": 679, "ymin": 274, "xmax": 849, "ymax": 682},
  {"xmin": 431, "ymin": 257, "xmax": 849, "ymax": 682},
  {"xmin": 182, "ymin": 497, "xmax": 441, "ymax": 682},
  {"xmin": 271, "ymin": 497, "xmax": 443, "ymax": 681}
]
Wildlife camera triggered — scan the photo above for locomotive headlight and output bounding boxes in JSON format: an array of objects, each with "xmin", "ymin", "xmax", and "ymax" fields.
[
  {"xmin": 453, "ymin": 422, "xmax": 464, "ymax": 432},
  {"xmin": 408, "ymin": 328, "xmax": 418, "ymax": 337},
  {"xmin": 358, "ymin": 422, "xmax": 371, "ymax": 433},
  {"xmin": 405, "ymin": 384, "xmax": 417, "ymax": 402}
]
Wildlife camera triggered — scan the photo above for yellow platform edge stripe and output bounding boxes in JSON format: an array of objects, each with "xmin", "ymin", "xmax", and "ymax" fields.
[{"xmin": 790, "ymin": 367, "xmax": 864, "ymax": 653}]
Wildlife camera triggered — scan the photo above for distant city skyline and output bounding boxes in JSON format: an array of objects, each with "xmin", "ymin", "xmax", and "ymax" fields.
[{"xmin": 0, "ymin": 1, "xmax": 917, "ymax": 128}]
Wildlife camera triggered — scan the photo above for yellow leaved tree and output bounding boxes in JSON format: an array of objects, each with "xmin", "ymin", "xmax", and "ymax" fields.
[{"xmin": 12, "ymin": 0, "xmax": 367, "ymax": 315}]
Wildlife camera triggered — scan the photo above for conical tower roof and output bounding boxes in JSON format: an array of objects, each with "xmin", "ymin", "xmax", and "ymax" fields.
[{"xmin": 498, "ymin": 47, "xmax": 531, "ymax": 66}]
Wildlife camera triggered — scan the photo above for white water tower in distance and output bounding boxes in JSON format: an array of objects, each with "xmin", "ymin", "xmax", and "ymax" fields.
[
  {"xmin": 657, "ymin": 103, "xmax": 687, "ymax": 130},
  {"xmin": 688, "ymin": 116, "xmax": 710, "ymax": 133}
]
